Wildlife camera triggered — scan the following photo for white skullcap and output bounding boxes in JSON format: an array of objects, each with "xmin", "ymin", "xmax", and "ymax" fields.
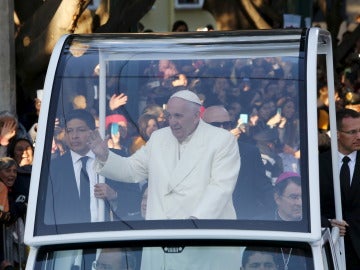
[{"xmin": 169, "ymin": 90, "xmax": 201, "ymax": 105}]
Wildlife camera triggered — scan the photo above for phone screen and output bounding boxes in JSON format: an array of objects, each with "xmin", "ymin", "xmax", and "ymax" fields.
[
  {"xmin": 111, "ymin": 123, "xmax": 119, "ymax": 135},
  {"xmin": 239, "ymin": 114, "xmax": 248, "ymax": 124}
]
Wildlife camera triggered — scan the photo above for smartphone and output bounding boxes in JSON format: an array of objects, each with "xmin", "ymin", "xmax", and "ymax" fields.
[
  {"xmin": 277, "ymin": 108, "xmax": 282, "ymax": 115},
  {"xmin": 239, "ymin": 113, "xmax": 248, "ymax": 124},
  {"xmin": 111, "ymin": 123, "xmax": 119, "ymax": 135}
]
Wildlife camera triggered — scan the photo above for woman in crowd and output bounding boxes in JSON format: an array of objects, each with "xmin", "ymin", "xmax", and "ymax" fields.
[
  {"xmin": 142, "ymin": 104, "xmax": 167, "ymax": 128},
  {"xmin": 130, "ymin": 114, "xmax": 159, "ymax": 154},
  {"xmin": 277, "ymin": 98, "xmax": 300, "ymax": 173},
  {"xmin": 0, "ymin": 157, "xmax": 27, "ymax": 268},
  {"xmin": 7, "ymin": 138, "xmax": 34, "ymax": 202}
]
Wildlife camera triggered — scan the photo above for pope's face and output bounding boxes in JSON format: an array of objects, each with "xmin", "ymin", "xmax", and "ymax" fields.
[
  {"xmin": 166, "ymin": 97, "xmax": 200, "ymax": 143},
  {"xmin": 65, "ymin": 119, "xmax": 92, "ymax": 155}
]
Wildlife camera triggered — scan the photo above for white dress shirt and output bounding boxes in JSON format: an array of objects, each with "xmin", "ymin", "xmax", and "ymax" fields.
[{"xmin": 70, "ymin": 150, "xmax": 99, "ymax": 222}]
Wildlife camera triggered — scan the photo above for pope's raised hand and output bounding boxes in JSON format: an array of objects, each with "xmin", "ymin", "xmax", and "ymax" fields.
[{"xmin": 88, "ymin": 130, "xmax": 109, "ymax": 162}]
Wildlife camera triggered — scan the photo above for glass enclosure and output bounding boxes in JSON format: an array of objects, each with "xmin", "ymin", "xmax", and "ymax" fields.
[
  {"xmin": 34, "ymin": 241, "xmax": 314, "ymax": 270},
  {"xmin": 34, "ymin": 30, "xmax": 313, "ymax": 236}
]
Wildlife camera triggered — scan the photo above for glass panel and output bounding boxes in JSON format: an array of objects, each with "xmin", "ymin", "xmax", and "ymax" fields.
[
  {"xmin": 35, "ymin": 244, "xmax": 313, "ymax": 270},
  {"xmin": 36, "ymin": 35, "xmax": 309, "ymax": 234}
]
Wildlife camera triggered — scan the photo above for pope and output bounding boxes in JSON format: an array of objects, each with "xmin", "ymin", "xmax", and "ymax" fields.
[{"xmin": 89, "ymin": 90, "xmax": 240, "ymax": 220}]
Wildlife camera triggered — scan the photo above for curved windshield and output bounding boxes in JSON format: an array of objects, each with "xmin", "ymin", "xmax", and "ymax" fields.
[{"xmin": 34, "ymin": 32, "xmax": 311, "ymax": 235}]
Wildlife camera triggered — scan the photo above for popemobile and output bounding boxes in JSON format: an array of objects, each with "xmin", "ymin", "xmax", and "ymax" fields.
[{"xmin": 22, "ymin": 28, "xmax": 345, "ymax": 269}]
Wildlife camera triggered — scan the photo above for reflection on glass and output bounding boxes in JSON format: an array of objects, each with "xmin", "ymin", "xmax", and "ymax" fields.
[
  {"xmin": 241, "ymin": 247, "xmax": 279, "ymax": 270},
  {"xmin": 37, "ymin": 245, "xmax": 311, "ymax": 270},
  {"xmin": 241, "ymin": 246, "xmax": 308, "ymax": 270},
  {"xmin": 93, "ymin": 248, "xmax": 137, "ymax": 270}
]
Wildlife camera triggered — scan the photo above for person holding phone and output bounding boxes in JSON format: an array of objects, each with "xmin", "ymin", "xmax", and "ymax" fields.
[
  {"xmin": 105, "ymin": 114, "xmax": 129, "ymax": 156},
  {"xmin": 227, "ymin": 112, "xmax": 251, "ymax": 142},
  {"xmin": 236, "ymin": 113, "xmax": 249, "ymax": 132}
]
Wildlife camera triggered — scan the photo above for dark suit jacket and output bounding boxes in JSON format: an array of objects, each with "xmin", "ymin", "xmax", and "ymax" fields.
[
  {"xmin": 319, "ymin": 150, "xmax": 360, "ymax": 260},
  {"xmin": 45, "ymin": 152, "xmax": 90, "ymax": 224},
  {"xmin": 105, "ymin": 179, "xmax": 142, "ymax": 220},
  {"xmin": 233, "ymin": 141, "xmax": 275, "ymax": 219},
  {"xmin": 45, "ymin": 151, "xmax": 142, "ymax": 224}
]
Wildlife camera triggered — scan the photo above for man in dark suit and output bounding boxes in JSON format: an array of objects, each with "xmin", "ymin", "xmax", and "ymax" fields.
[
  {"xmin": 319, "ymin": 108, "xmax": 360, "ymax": 269},
  {"xmin": 45, "ymin": 109, "xmax": 122, "ymax": 224},
  {"xmin": 202, "ymin": 105, "xmax": 275, "ymax": 219}
]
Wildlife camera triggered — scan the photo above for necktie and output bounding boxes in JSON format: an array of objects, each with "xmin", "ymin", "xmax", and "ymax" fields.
[
  {"xmin": 80, "ymin": 156, "xmax": 91, "ymax": 221},
  {"xmin": 340, "ymin": 156, "xmax": 351, "ymax": 193}
]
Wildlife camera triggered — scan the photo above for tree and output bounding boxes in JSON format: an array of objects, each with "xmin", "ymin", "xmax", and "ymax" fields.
[
  {"xmin": 12, "ymin": 0, "xmax": 351, "ymax": 117},
  {"xmin": 202, "ymin": 0, "xmax": 345, "ymax": 38},
  {"xmin": 14, "ymin": 0, "xmax": 155, "ymax": 115},
  {"xmin": 203, "ymin": 0, "xmax": 357, "ymax": 76},
  {"xmin": 203, "ymin": 0, "xmax": 285, "ymax": 30}
]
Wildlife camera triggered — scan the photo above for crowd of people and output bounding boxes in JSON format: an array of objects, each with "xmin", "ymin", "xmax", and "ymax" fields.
[{"xmin": 0, "ymin": 94, "xmax": 39, "ymax": 269}]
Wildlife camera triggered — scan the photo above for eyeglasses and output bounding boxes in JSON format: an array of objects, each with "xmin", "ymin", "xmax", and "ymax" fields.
[
  {"xmin": 208, "ymin": 121, "xmax": 232, "ymax": 130},
  {"xmin": 339, "ymin": 129, "xmax": 360, "ymax": 136}
]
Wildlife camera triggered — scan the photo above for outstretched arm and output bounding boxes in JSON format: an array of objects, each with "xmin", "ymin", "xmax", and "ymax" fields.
[{"xmin": 89, "ymin": 130, "xmax": 109, "ymax": 162}]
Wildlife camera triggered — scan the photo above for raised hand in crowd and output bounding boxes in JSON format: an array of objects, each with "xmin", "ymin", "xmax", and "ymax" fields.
[
  {"xmin": 277, "ymin": 116, "xmax": 287, "ymax": 129},
  {"xmin": 266, "ymin": 112, "xmax": 282, "ymax": 128},
  {"xmin": 0, "ymin": 120, "xmax": 17, "ymax": 146},
  {"xmin": 109, "ymin": 93, "xmax": 128, "ymax": 111}
]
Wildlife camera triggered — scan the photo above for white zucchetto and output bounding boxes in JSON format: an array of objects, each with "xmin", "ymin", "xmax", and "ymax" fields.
[{"xmin": 169, "ymin": 90, "xmax": 201, "ymax": 105}]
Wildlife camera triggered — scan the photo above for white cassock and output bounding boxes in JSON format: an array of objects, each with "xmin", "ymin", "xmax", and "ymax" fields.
[{"xmin": 95, "ymin": 119, "xmax": 240, "ymax": 220}]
